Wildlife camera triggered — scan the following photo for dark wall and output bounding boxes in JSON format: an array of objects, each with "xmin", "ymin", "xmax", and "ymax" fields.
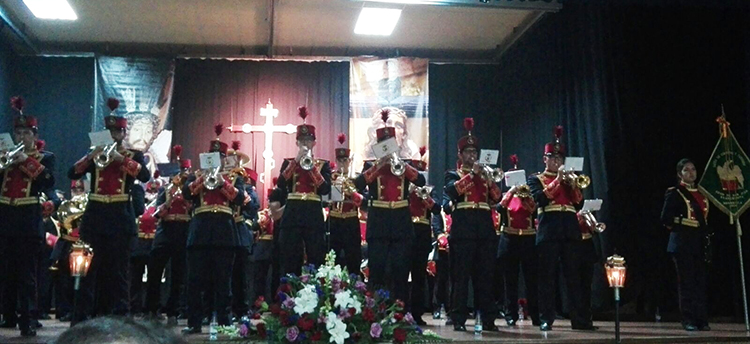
[
  {"xmin": 0, "ymin": 37, "xmax": 13, "ymax": 131},
  {"xmin": 9, "ymin": 56, "xmax": 95, "ymax": 192}
]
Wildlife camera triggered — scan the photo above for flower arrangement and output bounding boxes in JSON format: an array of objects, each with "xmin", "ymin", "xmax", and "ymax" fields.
[{"xmin": 219, "ymin": 251, "xmax": 444, "ymax": 343}]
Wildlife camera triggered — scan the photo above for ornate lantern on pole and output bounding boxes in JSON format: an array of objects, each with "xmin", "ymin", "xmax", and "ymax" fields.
[
  {"xmin": 605, "ymin": 254, "xmax": 626, "ymax": 343},
  {"xmin": 69, "ymin": 241, "xmax": 93, "ymax": 325}
]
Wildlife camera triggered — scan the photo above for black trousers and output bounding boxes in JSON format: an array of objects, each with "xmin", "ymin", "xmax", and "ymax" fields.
[
  {"xmin": 501, "ymin": 239, "xmax": 539, "ymax": 323},
  {"xmin": 432, "ymin": 250, "xmax": 451, "ymax": 312},
  {"xmin": 129, "ymin": 254, "xmax": 149, "ymax": 314},
  {"xmin": 53, "ymin": 243, "xmax": 74, "ymax": 318},
  {"xmin": 450, "ymin": 238, "xmax": 497, "ymax": 326},
  {"xmin": 330, "ymin": 218, "xmax": 361, "ymax": 276},
  {"xmin": 251, "ymin": 259, "xmax": 272, "ymax": 302},
  {"xmin": 672, "ymin": 252, "xmax": 708, "ymax": 326},
  {"xmin": 36, "ymin": 245, "xmax": 54, "ymax": 317},
  {"xmin": 232, "ymin": 249, "xmax": 250, "ymax": 317},
  {"xmin": 145, "ymin": 237, "xmax": 187, "ymax": 316},
  {"xmin": 537, "ymin": 240, "xmax": 579, "ymax": 326},
  {"xmin": 568, "ymin": 240, "xmax": 595, "ymax": 327},
  {"xmin": 409, "ymin": 224, "xmax": 432, "ymax": 319},
  {"xmin": 73, "ymin": 234, "xmax": 132, "ymax": 323},
  {"xmin": 186, "ymin": 249, "xmax": 234, "ymax": 328},
  {"xmin": 368, "ymin": 237, "xmax": 412, "ymax": 303},
  {"xmin": 279, "ymin": 225, "xmax": 325, "ymax": 276},
  {"xmin": 0, "ymin": 237, "xmax": 41, "ymax": 330}
]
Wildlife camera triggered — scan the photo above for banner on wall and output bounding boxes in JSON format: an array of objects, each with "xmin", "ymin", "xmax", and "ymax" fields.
[
  {"xmin": 95, "ymin": 56, "xmax": 175, "ymax": 174},
  {"xmin": 349, "ymin": 57, "xmax": 429, "ymax": 173}
]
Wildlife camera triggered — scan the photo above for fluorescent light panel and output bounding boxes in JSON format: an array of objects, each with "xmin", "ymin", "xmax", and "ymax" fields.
[
  {"xmin": 23, "ymin": 0, "xmax": 77, "ymax": 20},
  {"xmin": 354, "ymin": 8, "xmax": 402, "ymax": 36}
]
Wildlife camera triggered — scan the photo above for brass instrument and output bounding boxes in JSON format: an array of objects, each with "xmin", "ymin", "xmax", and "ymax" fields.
[
  {"xmin": 204, "ymin": 166, "xmax": 223, "ymax": 190},
  {"xmin": 50, "ymin": 194, "xmax": 88, "ymax": 270},
  {"xmin": 0, "ymin": 143, "xmax": 25, "ymax": 170},
  {"xmin": 300, "ymin": 147, "xmax": 314, "ymax": 171},
  {"xmin": 389, "ymin": 152, "xmax": 405, "ymax": 176},
  {"xmin": 561, "ymin": 169, "xmax": 590, "ymax": 189},
  {"xmin": 414, "ymin": 185, "xmax": 433, "ymax": 200},
  {"xmin": 94, "ymin": 142, "xmax": 118, "ymax": 169},
  {"xmin": 580, "ymin": 210, "xmax": 606, "ymax": 233},
  {"xmin": 515, "ymin": 184, "xmax": 531, "ymax": 198},
  {"xmin": 481, "ymin": 165, "xmax": 504, "ymax": 183},
  {"xmin": 153, "ymin": 175, "xmax": 184, "ymax": 218}
]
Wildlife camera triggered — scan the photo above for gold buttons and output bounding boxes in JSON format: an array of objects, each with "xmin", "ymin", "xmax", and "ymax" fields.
[{"xmin": 116, "ymin": 189, "xmax": 122, "ymax": 193}]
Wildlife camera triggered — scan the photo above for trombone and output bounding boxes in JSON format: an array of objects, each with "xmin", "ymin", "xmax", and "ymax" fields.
[
  {"xmin": 0, "ymin": 143, "xmax": 25, "ymax": 170},
  {"xmin": 94, "ymin": 142, "xmax": 118, "ymax": 169}
]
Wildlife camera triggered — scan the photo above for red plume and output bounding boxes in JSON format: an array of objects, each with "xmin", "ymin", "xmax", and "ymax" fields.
[
  {"xmin": 35, "ymin": 140, "xmax": 45, "ymax": 151},
  {"xmin": 153, "ymin": 170, "xmax": 161, "ymax": 179},
  {"xmin": 419, "ymin": 146, "xmax": 427, "ymax": 156},
  {"xmin": 107, "ymin": 98, "xmax": 120, "ymax": 112},
  {"xmin": 554, "ymin": 125, "xmax": 563, "ymax": 139},
  {"xmin": 214, "ymin": 123, "xmax": 224, "ymax": 137},
  {"xmin": 380, "ymin": 108, "xmax": 390, "ymax": 123},
  {"xmin": 232, "ymin": 140, "xmax": 241, "ymax": 151},
  {"xmin": 337, "ymin": 133, "xmax": 346, "ymax": 145},
  {"xmin": 272, "ymin": 177, "xmax": 279, "ymax": 186},
  {"xmin": 463, "ymin": 118, "xmax": 474, "ymax": 132},
  {"xmin": 510, "ymin": 154, "xmax": 519, "ymax": 166},
  {"xmin": 10, "ymin": 96, "xmax": 25, "ymax": 112},
  {"xmin": 330, "ymin": 161, "xmax": 337, "ymax": 171},
  {"xmin": 298, "ymin": 106, "xmax": 309, "ymax": 121},
  {"xmin": 172, "ymin": 145, "xmax": 183, "ymax": 158}
]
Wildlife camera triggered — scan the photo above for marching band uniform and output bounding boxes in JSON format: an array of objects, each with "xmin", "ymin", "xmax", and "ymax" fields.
[
  {"xmin": 527, "ymin": 126, "xmax": 584, "ymax": 331},
  {"xmin": 329, "ymin": 134, "xmax": 364, "ymax": 275},
  {"xmin": 572, "ymin": 211, "xmax": 600, "ymax": 330},
  {"xmin": 444, "ymin": 118, "xmax": 502, "ymax": 331},
  {"xmin": 276, "ymin": 107, "xmax": 332, "ymax": 274},
  {"xmin": 231, "ymin": 169, "xmax": 260, "ymax": 319},
  {"xmin": 145, "ymin": 151, "xmax": 192, "ymax": 321},
  {"xmin": 0, "ymin": 102, "xmax": 55, "ymax": 336},
  {"xmin": 407, "ymin": 163, "xmax": 442, "ymax": 325},
  {"xmin": 497, "ymin": 155, "xmax": 539, "ymax": 326},
  {"xmin": 432, "ymin": 210, "xmax": 451, "ymax": 320},
  {"xmin": 129, "ymin": 179, "xmax": 151, "ymax": 315},
  {"xmin": 355, "ymin": 109, "xmax": 426, "ymax": 306},
  {"xmin": 69, "ymin": 105, "xmax": 150, "ymax": 323},
  {"xmin": 182, "ymin": 126, "xmax": 245, "ymax": 333},
  {"xmin": 660, "ymin": 180, "xmax": 710, "ymax": 331}
]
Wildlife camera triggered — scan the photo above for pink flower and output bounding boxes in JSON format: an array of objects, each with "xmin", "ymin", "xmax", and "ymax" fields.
[
  {"xmin": 301, "ymin": 274, "xmax": 310, "ymax": 283},
  {"xmin": 370, "ymin": 322, "xmax": 382, "ymax": 338},
  {"xmin": 286, "ymin": 326, "xmax": 299, "ymax": 342},
  {"xmin": 365, "ymin": 296, "xmax": 375, "ymax": 308},
  {"xmin": 239, "ymin": 324, "xmax": 249, "ymax": 337},
  {"xmin": 283, "ymin": 298, "xmax": 295, "ymax": 309},
  {"xmin": 355, "ymin": 281, "xmax": 367, "ymax": 292}
]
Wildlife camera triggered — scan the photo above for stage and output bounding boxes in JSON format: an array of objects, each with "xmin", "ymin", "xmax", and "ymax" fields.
[{"xmin": 2, "ymin": 318, "xmax": 749, "ymax": 344}]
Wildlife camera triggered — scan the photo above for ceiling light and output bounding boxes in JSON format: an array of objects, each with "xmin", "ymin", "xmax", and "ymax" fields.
[
  {"xmin": 354, "ymin": 8, "xmax": 401, "ymax": 36},
  {"xmin": 23, "ymin": 0, "xmax": 78, "ymax": 20}
]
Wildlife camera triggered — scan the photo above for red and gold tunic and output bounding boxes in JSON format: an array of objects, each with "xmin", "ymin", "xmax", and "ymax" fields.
[{"xmin": 499, "ymin": 191, "xmax": 536, "ymax": 236}]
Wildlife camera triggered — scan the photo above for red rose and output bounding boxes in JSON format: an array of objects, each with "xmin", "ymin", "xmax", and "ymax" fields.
[
  {"xmin": 256, "ymin": 323, "xmax": 267, "ymax": 338},
  {"xmin": 363, "ymin": 308, "xmax": 375, "ymax": 322},
  {"xmin": 365, "ymin": 291, "xmax": 373, "ymax": 298},
  {"xmin": 395, "ymin": 299, "xmax": 405, "ymax": 310},
  {"xmin": 279, "ymin": 311, "xmax": 289, "ymax": 325},
  {"xmin": 348, "ymin": 308, "xmax": 356, "ymax": 316},
  {"xmin": 270, "ymin": 304, "xmax": 281, "ymax": 315},
  {"xmin": 393, "ymin": 328, "xmax": 407, "ymax": 343},
  {"xmin": 379, "ymin": 303, "xmax": 387, "ymax": 312},
  {"xmin": 352, "ymin": 332, "xmax": 361, "ymax": 341},
  {"xmin": 394, "ymin": 313, "xmax": 404, "ymax": 322},
  {"xmin": 298, "ymin": 317, "xmax": 315, "ymax": 331},
  {"xmin": 252, "ymin": 312, "xmax": 261, "ymax": 320},
  {"xmin": 280, "ymin": 284, "xmax": 291, "ymax": 293},
  {"xmin": 311, "ymin": 331, "xmax": 322, "ymax": 341},
  {"xmin": 318, "ymin": 277, "xmax": 326, "ymax": 285},
  {"xmin": 341, "ymin": 281, "xmax": 348, "ymax": 289}
]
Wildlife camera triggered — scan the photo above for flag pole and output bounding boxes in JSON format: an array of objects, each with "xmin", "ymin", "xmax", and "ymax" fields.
[{"xmin": 735, "ymin": 214, "xmax": 750, "ymax": 331}]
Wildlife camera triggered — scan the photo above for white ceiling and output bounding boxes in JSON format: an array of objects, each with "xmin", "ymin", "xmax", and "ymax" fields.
[{"xmin": 0, "ymin": 0, "xmax": 556, "ymax": 59}]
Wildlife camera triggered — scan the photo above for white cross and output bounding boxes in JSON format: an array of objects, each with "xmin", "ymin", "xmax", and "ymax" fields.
[{"xmin": 228, "ymin": 100, "xmax": 296, "ymax": 204}]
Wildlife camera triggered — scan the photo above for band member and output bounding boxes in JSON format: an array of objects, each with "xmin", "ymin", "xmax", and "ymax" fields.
[
  {"xmin": 407, "ymin": 151, "xmax": 443, "ymax": 326},
  {"xmin": 265, "ymin": 180, "xmax": 286, "ymax": 299},
  {"xmin": 50, "ymin": 180, "xmax": 88, "ymax": 322},
  {"xmin": 276, "ymin": 107, "xmax": 332, "ymax": 274},
  {"xmin": 145, "ymin": 146, "xmax": 192, "ymax": 324},
  {"xmin": 329, "ymin": 134, "xmax": 364, "ymax": 275},
  {"xmin": 432, "ymin": 209, "xmax": 451, "ymax": 321},
  {"xmin": 354, "ymin": 108, "xmax": 426, "ymax": 306},
  {"xmin": 660, "ymin": 158, "xmax": 711, "ymax": 331},
  {"xmin": 129, "ymin": 175, "xmax": 155, "ymax": 315},
  {"xmin": 68, "ymin": 99, "xmax": 149, "ymax": 324},
  {"xmin": 444, "ymin": 118, "xmax": 502, "ymax": 332},
  {"xmin": 181, "ymin": 124, "xmax": 245, "ymax": 334},
  {"xmin": 528, "ymin": 126, "xmax": 585, "ymax": 331},
  {"xmin": 497, "ymin": 155, "xmax": 540, "ymax": 326},
  {"xmin": 573, "ymin": 207, "xmax": 603, "ymax": 331},
  {"xmin": 0, "ymin": 97, "xmax": 55, "ymax": 337}
]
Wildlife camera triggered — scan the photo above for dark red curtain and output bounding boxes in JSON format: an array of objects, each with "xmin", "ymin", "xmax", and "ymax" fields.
[{"xmin": 171, "ymin": 59, "xmax": 349, "ymax": 203}]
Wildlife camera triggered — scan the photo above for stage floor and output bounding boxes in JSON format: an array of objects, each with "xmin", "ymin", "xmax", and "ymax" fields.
[{"xmin": 1, "ymin": 318, "xmax": 750, "ymax": 343}]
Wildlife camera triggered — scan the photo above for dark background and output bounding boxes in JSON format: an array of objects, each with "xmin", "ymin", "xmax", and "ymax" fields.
[{"xmin": 3, "ymin": 0, "xmax": 750, "ymax": 321}]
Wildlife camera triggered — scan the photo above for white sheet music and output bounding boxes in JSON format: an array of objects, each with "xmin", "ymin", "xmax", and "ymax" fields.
[
  {"xmin": 199, "ymin": 152, "xmax": 221, "ymax": 169},
  {"xmin": 564, "ymin": 157, "xmax": 584, "ymax": 172},
  {"xmin": 88, "ymin": 130, "xmax": 112, "ymax": 147},
  {"xmin": 582, "ymin": 199, "xmax": 603, "ymax": 212},
  {"xmin": 479, "ymin": 149, "xmax": 499, "ymax": 165},
  {"xmin": 372, "ymin": 137, "xmax": 399, "ymax": 159},
  {"xmin": 0, "ymin": 133, "xmax": 14, "ymax": 151},
  {"xmin": 504, "ymin": 169, "xmax": 527, "ymax": 187}
]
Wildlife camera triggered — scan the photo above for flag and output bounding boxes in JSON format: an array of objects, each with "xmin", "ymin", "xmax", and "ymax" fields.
[{"xmin": 698, "ymin": 115, "xmax": 750, "ymax": 220}]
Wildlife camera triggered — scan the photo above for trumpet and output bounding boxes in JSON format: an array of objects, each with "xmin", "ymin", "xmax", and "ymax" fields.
[
  {"xmin": 414, "ymin": 185, "xmax": 433, "ymax": 200},
  {"xmin": 298, "ymin": 147, "xmax": 314, "ymax": 171},
  {"xmin": 561, "ymin": 168, "xmax": 590, "ymax": 189},
  {"xmin": 389, "ymin": 153, "xmax": 405, "ymax": 176},
  {"xmin": 481, "ymin": 165, "xmax": 504, "ymax": 183},
  {"xmin": 515, "ymin": 184, "xmax": 531, "ymax": 198},
  {"xmin": 94, "ymin": 142, "xmax": 118, "ymax": 169},
  {"xmin": 0, "ymin": 143, "xmax": 25, "ymax": 170},
  {"xmin": 204, "ymin": 166, "xmax": 223, "ymax": 190},
  {"xmin": 579, "ymin": 210, "xmax": 606, "ymax": 233}
]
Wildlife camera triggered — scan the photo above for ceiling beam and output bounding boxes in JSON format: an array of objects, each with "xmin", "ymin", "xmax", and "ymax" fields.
[
  {"xmin": 0, "ymin": 3, "xmax": 39, "ymax": 54},
  {"xmin": 349, "ymin": 0, "xmax": 562, "ymax": 12},
  {"xmin": 267, "ymin": 0, "xmax": 276, "ymax": 58},
  {"xmin": 494, "ymin": 10, "xmax": 545, "ymax": 60}
]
